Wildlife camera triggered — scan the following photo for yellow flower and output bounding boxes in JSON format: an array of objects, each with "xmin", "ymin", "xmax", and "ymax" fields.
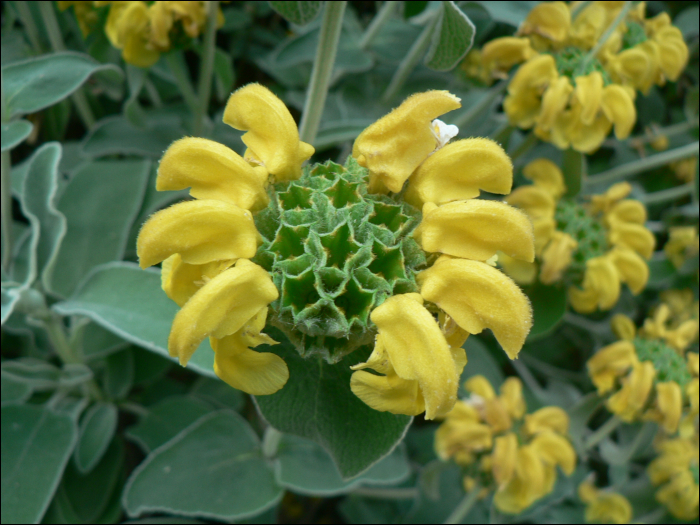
[
  {"xmin": 436, "ymin": 375, "xmax": 576, "ymax": 514},
  {"xmin": 648, "ymin": 437, "xmax": 699, "ymax": 520},
  {"xmin": 578, "ymin": 481, "xmax": 633, "ymax": 524},
  {"xmin": 665, "ymin": 226, "xmax": 699, "ymax": 269}
]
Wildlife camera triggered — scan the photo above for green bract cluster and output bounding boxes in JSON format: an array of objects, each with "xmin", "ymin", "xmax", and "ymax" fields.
[
  {"xmin": 555, "ymin": 199, "xmax": 609, "ymax": 284},
  {"xmin": 253, "ymin": 158, "xmax": 426, "ymax": 363},
  {"xmin": 554, "ymin": 47, "xmax": 612, "ymax": 84},
  {"xmin": 634, "ymin": 337, "xmax": 693, "ymax": 387}
]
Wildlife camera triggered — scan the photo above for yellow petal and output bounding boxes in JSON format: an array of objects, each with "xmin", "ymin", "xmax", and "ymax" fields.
[
  {"xmin": 352, "ymin": 91, "xmax": 461, "ymax": 193},
  {"xmin": 418, "ymin": 257, "xmax": 533, "ymax": 359},
  {"xmin": 157, "ymin": 137, "xmax": 269, "ymax": 211},
  {"xmin": 137, "ymin": 199, "xmax": 261, "ymax": 268},
  {"xmin": 587, "ymin": 340, "xmax": 638, "ymax": 394},
  {"xmin": 607, "ymin": 361, "xmax": 656, "ymax": 421},
  {"xmin": 498, "ymin": 252, "xmax": 538, "ymax": 285},
  {"xmin": 435, "ymin": 416, "xmax": 492, "ymax": 462},
  {"xmin": 365, "ymin": 293, "xmax": 460, "ymax": 419},
  {"xmin": 569, "ymin": 255, "xmax": 621, "ymax": 313},
  {"xmin": 607, "ymin": 221, "xmax": 656, "ymax": 259},
  {"xmin": 481, "ymin": 37, "xmax": 536, "ymax": 76},
  {"xmin": 464, "ymin": 375, "xmax": 496, "ymax": 400},
  {"xmin": 540, "ymin": 231, "xmax": 578, "ymax": 284},
  {"xmin": 590, "ymin": 182, "xmax": 632, "ymax": 215},
  {"xmin": 506, "ymin": 185, "xmax": 557, "ymax": 219},
  {"xmin": 404, "ymin": 138, "xmax": 512, "ymax": 207},
  {"xmin": 573, "ymin": 72, "xmax": 603, "ymax": 126},
  {"xmin": 522, "ymin": 158, "xmax": 566, "ymax": 199},
  {"xmin": 168, "ymin": 260, "xmax": 279, "ymax": 365},
  {"xmin": 609, "ymin": 246, "xmax": 649, "ymax": 294},
  {"xmin": 223, "ymin": 83, "xmax": 314, "ymax": 182},
  {"xmin": 538, "ymin": 76, "xmax": 573, "ymax": 131},
  {"xmin": 507, "ymin": 55, "xmax": 558, "ymax": 95},
  {"xmin": 611, "ymin": 313, "xmax": 637, "ymax": 341},
  {"xmin": 529, "ymin": 430, "xmax": 576, "ymax": 475},
  {"xmin": 494, "ymin": 445, "xmax": 548, "ymax": 515},
  {"xmin": 601, "ymin": 85, "xmax": 637, "ymax": 140},
  {"xmin": 519, "ymin": 1, "xmax": 571, "ymax": 43},
  {"xmin": 500, "ymin": 377, "xmax": 526, "ymax": 420},
  {"xmin": 212, "ymin": 334, "xmax": 288, "ymax": 396},
  {"xmin": 161, "ymin": 254, "xmax": 235, "ymax": 307},
  {"xmin": 350, "ymin": 370, "xmax": 426, "ymax": 416},
  {"xmin": 608, "ymin": 199, "xmax": 647, "ymax": 225},
  {"xmin": 645, "ymin": 381, "xmax": 683, "ymax": 434},
  {"xmin": 492, "ymin": 433, "xmax": 518, "ymax": 486},
  {"xmin": 414, "ymin": 200, "xmax": 534, "ymax": 262},
  {"xmin": 584, "ymin": 492, "xmax": 633, "ymax": 524},
  {"xmin": 523, "ymin": 406, "xmax": 570, "ymax": 435}
]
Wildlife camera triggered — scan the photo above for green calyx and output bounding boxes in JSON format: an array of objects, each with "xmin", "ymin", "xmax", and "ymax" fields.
[
  {"xmin": 555, "ymin": 199, "xmax": 608, "ymax": 285},
  {"xmin": 691, "ymin": 464, "xmax": 699, "ymax": 486},
  {"xmin": 634, "ymin": 337, "xmax": 692, "ymax": 388},
  {"xmin": 554, "ymin": 46, "xmax": 612, "ymax": 85},
  {"xmin": 621, "ymin": 21, "xmax": 648, "ymax": 51},
  {"xmin": 253, "ymin": 157, "xmax": 426, "ymax": 363}
]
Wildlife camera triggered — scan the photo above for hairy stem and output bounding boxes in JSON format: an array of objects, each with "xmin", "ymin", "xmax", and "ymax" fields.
[
  {"xmin": 576, "ymin": 1, "xmax": 633, "ymax": 77},
  {"xmin": 165, "ymin": 52, "xmax": 199, "ymax": 118},
  {"xmin": 641, "ymin": 182, "xmax": 695, "ymax": 205},
  {"xmin": 359, "ymin": 1, "xmax": 397, "ymax": 50},
  {"xmin": 444, "ymin": 485, "xmax": 482, "ymax": 524},
  {"xmin": 193, "ymin": 0, "xmax": 219, "ymax": 137},
  {"xmin": 584, "ymin": 416, "xmax": 622, "ymax": 450}
]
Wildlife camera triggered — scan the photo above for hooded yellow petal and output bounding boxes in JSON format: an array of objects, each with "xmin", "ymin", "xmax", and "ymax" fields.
[
  {"xmin": 529, "ymin": 430, "xmax": 576, "ymax": 475},
  {"xmin": 492, "ymin": 433, "xmax": 519, "ymax": 486},
  {"xmin": 523, "ymin": 406, "xmax": 570, "ymax": 435},
  {"xmin": 481, "ymin": 37, "xmax": 536, "ymax": 76},
  {"xmin": 498, "ymin": 252, "xmax": 538, "ymax": 285},
  {"xmin": 644, "ymin": 381, "xmax": 683, "ymax": 434},
  {"xmin": 465, "ymin": 375, "xmax": 497, "ymax": 400},
  {"xmin": 223, "ymin": 83, "xmax": 314, "ymax": 182},
  {"xmin": 350, "ymin": 369, "xmax": 426, "ymax": 417},
  {"xmin": 500, "ymin": 377, "xmax": 526, "ymax": 420},
  {"xmin": 538, "ymin": 76, "xmax": 573, "ymax": 131},
  {"xmin": 583, "ymin": 490, "xmax": 633, "ymax": 524},
  {"xmin": 212, "ymin": 334, "xmax": 288, "ymax": 395},
  {"xmin": 519, "ymin": 1, "xmax": 570, "ymax": 44},
  {"xmin": 608, "ymin": 199, "xmax": 647, "ymax": 225},
  {"xmin": 587, "ymin": 340, "xmax": 638, "ymax": 393},
  {"xmin": 494, "ymin": 445, "xmax": 548, "ymax": 515},
  {"xmin": 414, "ymin": 200, "xmax": 534, "ymax": 262},
  {"xmin": 609, "ymin": 246, "xmax": 649, "ymax": 294},
  {"xmin": 522, "ymin": 158, "xmax": 566, "ymax": 199},
  {"xmin": 418, "ymin": 257, "xmax": 533, "ymax": 359},
  {"xmin": 590, "ymin": 182, "xmax": 632, "ymax": 215},
  {"xmin": 607, "ymin": 361, "xmax": 656, "ymax": 421},
  {"xmin": 157, "ymin": 137, "xmax": 269, "ymax": 211},
  {"xmin": 608, "ymin": 221, "xmax": 656, "ymax": 259},
  {"xmin": 601, "ymin": 85, "xmax": 637, "ymax": 140},
  {"xmin": 161, "ymin": 254, "xmax": 235, "ymax": 307},
  {"xmin": 435, "ymin": 415, "xmax": 493, "ymax": 463},
  {"xmin": 404, "ymin": 138, "xmax": 512, "ymax": 207},
  {"xmin": 574, "ymin": 72, "xmax": 603, "ymax": 126},
  {"xmin": 540, "ymin": 231, "xmax": 578, "ymax": 284},
  {"xmin": 569, "ymin": 255, "xmax": 621, "ymax": 313},
  {"xmin": 352, "ymin": 91, "xmax": 461, "ymax": 193},
  {"xmin": 364, "ymin": 293, "xmax": 460, "ymax": 419},
  {"xmin": 137, "ymin": 200, "xmax": 261, "ymax": 268},
  {"xmin": 168, "ymin": 260, "xmax": 279, "ymax": 365},
  {"xmin": 506, "ymin": 185, "xmax": 557, "ymax": 219},
  {"xmin": 507, "ymin": 55, "xmax": 558, "ymax": 95},
  {"xmin": 611, "ymin": 313, "xmax": 637, "ymax": 341}
]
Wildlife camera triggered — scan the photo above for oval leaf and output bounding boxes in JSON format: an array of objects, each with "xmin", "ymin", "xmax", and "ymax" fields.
[
  {"xmin": 424, "ymin": 2, "xmax": 475, "ymax": 71},
  {"xmin": 74, "ymin": 402, "xmax": 118, "ymax": 473},
  {"xmin": 1, "ymin": 120, "xmax": 33, "ymax": 152}
]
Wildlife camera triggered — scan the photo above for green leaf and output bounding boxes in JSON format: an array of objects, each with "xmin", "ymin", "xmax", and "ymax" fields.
[
  {"xmin": 213, "ymin": 48, "xmax": 235, "ymax": 102},
  {"xmin": 190, "ymin": 377, "xmax": 245, "ymax": 412},
  {"xmin": 269, "ymin": 1, "xmax": 322, "ymax": 25},
  {"xmin": 1, "ymin": 119, "xmax": 33, "ymax": 151},
  {"xmin": 52, "ymin": 262, "xmax": 216, "ymax": 377},
  {"xmin": 525, "ymin": 281, "xmax": 568, "ymax": 340},
  {"xmin": 254, "ymin": 330, "xmax": 412, "ymax": 480},
  {"xmin": 123, "ymin": 410, "xmax": 283, "ymax": 521},
  {"xmin": 275, "ymin": 434, "xmax": 410, "ymax": 496},
  {"xmin": 18, "ymin": 142, "xmax": 67, "ymax": 289},
  {"xmin": 1, "ymin": 286, "xmax": 20, "ymax": 325},
  {"xmin": 404, "ymin": 1, "xmax": 429, "ymax": 19},
  {"xmin": 44, "ymin": 440, "xmax": 124, "ymax": 524},
  {"xmin": 478, "ymin": 1, "xmax": 539, "ymax": 27},
  {"xmin": 80, "ymin": 322, "xmax": 128, "ymax": 362},
  {"xmin": 74, "ymin": 402, "xmax": 118, "ymax": 474},
  {"xmin": 562, "ymin": 148, "xmax": 585, "ymax": 197},
  {"xmin": 1, "ymin": 358, "xmax": 61, "ymax": 391},
  {"xmin": 126, "ymin": 395, "xmax": 214, "ymax": 453},
  {"xmin": 1, "ymin": 404, "xmax": 78, "ymax": 524},
  {"xmin": 459, "ymin": 336, "xmax": 505, "ymax": 391},
  {"xmin": 103, "ymin": 348, "xmax": 135, "ymax": 400},
  {"xmin": 49, "ymin": 158, "xmax": 151, "ymax": 297},
  {"xmin": 2, "ymin": 51, "xmax": 121, "ymax": 118},
  {"xmin": 1, "ymin": 370, "xmax": 33, "ymax": 405},
  {"xmin": 424, "ymin": 2, "xmax": 476, "ymax": 71},
  {"xmin": 81, "ymin": 114, "xmax": 186, "ymax": 158}
]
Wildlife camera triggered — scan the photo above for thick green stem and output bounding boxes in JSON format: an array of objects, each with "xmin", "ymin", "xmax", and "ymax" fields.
[
  {"xmin": 576, "ymin": 1, "xmax": 633, "ymax": 77},
  {"xmin": 165, "ymin": 52, "xmax": 199, "ymax": 117},
  {"xmin": 641, "ymin": 182, "xmax": 695, "ymax": 205},
  {"xmin": 586, "ymin": 142, "xmax": 699, "ymax": 187},
  {"xmin": 359, "ymin": 1, "xmax": 397, "ymax": 50},
  {"xmin": 452, "ymin": 79, "xmax": 508, "ymax": 130},
  {"xmin": 381, "ymin": 11, "xmax": 438, "ymax": 104},
  {"xmin": 193, "ymin": 1, "xmax": 219, "ymax": 137},
  {"xmin": 351, "ymin": 487, "xmax": 418, "ymax": 499},
  {"xmin": 444, "ymin": 485, "xmax": 482, "ymax": 524},
  {"xmin": 15, "ymin": 1, "xmax": 43, "ymax": 53},
  {"xmin": 262, "ymin": 427, "xmax": 283, "ymax": 458},
  {"xmin": 584, "ymin": 416, "xmax": 622, "ymax": 450},
  {"xmin": 38, "ymin": 1, "xmax": 95, "ymax": 129},
  {"xmin": 44, "ymin": 315, "xmax": 79, "ymax": 365},
  {"xmin": 605, "ymin": 119, "xmax": 699, "ymax": 148},
  {"xmin": 298, "ymin": 1, "xmax": 347, "ymax": 144},
  {"xmin": 144, "ymin": 78, "xmax": 163, "ymax": 107}
]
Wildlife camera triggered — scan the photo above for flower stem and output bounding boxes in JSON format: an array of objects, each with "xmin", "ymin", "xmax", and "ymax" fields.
[
  {"xmin": 165, "ymin": 52, "xmax": 199, "ymax": 118},
  {"xmin": 298, "ymin": 1, "xmax": 347, "ymax": 145},
  {"xmin": 14, "ymin": 1, "xmax": 43, "ymax": 53},
  {"xmin": 584, "ymin": 415, "xmax": 622, "ymax": 450},
  {"xmin": 38, "ymin": 1, "xmax": 95, "ymax": 129},
  {"xmin": 452, "ymin": 79, "xmax": 508, "ymax": 130},
  {"xmin": 381, "ymin": 11, "xmax": 438, "ymax": 104},
  {"xmin": 444, "ymin": 485, "xmax": 482, "ymax": 524},
  {"xmin": 193, "ymin": 0, "xmax": 219, "ymax": 137},
  {"xmin": 44, "ymin": 314, "xmax": 79, "ymax": 365},
  {"xmin": 585, "ymin": 142, "xmax": 699, "ymax": 187},
  {"xmin": 640, "ymin": 182, "xmax": 695, "ymax": 205},
  {"xmin": 359, "ymin": 1, "xmax": 397, "ymax": 50},
  {"xmin": 576, "ymin": 1, "xmax": 633, "ymax": 77}
]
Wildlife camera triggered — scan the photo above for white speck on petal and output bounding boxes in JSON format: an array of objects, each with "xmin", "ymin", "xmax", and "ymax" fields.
[{"xmin": 431, "ymin": 119, "xmax": 459, "ymax": 151}]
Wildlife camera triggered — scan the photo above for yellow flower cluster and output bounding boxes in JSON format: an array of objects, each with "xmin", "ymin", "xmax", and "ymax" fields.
[
  {"xmin": 503, "ymin": 159, "xmax": 654, "ymax": 313},
  {"xmin": 664, "ymin": 226, "xmax": 699, "ymax": 269},
  {"xmin": 59, "ymin": 1, "xmax": 222, "ymax": 67},
  {"xmin": 587, "ymin": 305, "xmax": 699, "ymax": 435},
  {"xmin": 137, "ymin": 84, "xmax": 536, "ymax": 420},
  {"xmin": 481, "ymin": 2, "xmax": 688, "ymax": 153},
  {"xmin": 648, "ymin": 435, "xmax": 699, "ymax": 520},
  {"xmin": 435, "ymin": 375, "xmax": 576, "ymax": 514},
  {"xmin": 578, "ymin": 480, "xmax": 632, "ymax": 524}
]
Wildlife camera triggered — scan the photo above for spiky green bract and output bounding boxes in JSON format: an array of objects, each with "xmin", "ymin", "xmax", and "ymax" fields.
[
  {"xmin": 555, "ymin": 198, "xmax": 608, "ymax": 285},
  {"xmin": 634, "ymin": 337, "xmax": 692, "ymax": 388},
  {"xmin": 253, "ymin": 157, "xmax": 426, "ymax": 363}
]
